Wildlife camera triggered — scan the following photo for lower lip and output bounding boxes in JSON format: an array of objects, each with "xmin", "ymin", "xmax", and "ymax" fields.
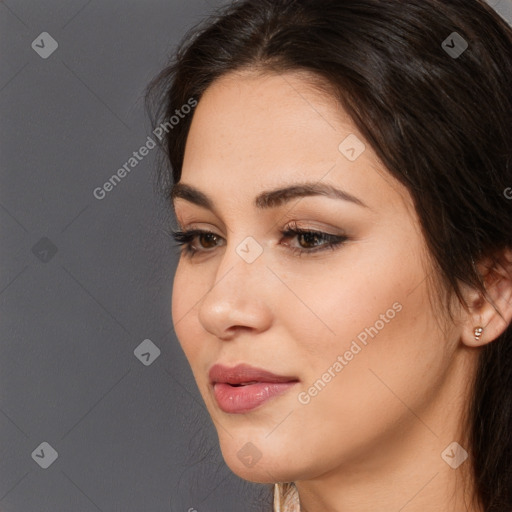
[{"xmin": 212, "ymin": 381, "xmax": 298, "ymax": 413}]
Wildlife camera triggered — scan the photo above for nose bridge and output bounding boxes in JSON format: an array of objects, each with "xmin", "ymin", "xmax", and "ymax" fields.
[
  {"xmin": 197, "ymin": 234, "xmax": 271, "ymax": 336},
  {"xmin": 214, "ymin": 233, "xmax": 267, "ymax": 295}
]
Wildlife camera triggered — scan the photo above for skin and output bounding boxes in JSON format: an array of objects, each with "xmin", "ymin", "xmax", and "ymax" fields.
[{"xmin": 171, "ymin": 69, "xmax": 512, "ymax": 512}]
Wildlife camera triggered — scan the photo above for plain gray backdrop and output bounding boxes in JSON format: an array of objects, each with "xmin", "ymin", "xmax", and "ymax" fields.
[
  {"xmin": 0, "ymin": 1, "xmax": 271, "ymax": 511},
  {"xmin": 1, "ymin": 1, "xmax": 511, "ymax": 511}
]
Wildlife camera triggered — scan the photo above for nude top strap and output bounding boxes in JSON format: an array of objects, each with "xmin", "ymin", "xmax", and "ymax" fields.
[{"xmin": 273, "ymin": 482, "xmax": 300, "ymax": 512}]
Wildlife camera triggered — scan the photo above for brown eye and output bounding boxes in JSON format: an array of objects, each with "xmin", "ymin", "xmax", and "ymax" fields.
[
  {"xmin": 170, "ymin": 228, "xmax": 223, "ymax": 258},
  {"xmin": 296, "ymin": 232, "xmax": 324, "ymax": 249},
  {"xmin": 170, "ymin": 226, "xmax": 347, "ymax": 259},
  {"xmin": 281, "ymin": 223, "xmax": 348, "ymax": 256},
  {"xmin": 198, "ymin": 232, "xmax": 220, "ymax": 249}
]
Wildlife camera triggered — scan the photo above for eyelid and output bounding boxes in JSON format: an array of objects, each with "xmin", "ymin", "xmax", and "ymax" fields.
[{"xmin": 175, "ymin": 219, "xmax": 345, "ymax": 236}]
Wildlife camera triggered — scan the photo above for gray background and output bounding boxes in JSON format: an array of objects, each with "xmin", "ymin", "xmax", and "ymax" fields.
[{"xmin": 1, "ymin": 1, "xmax": 511, "ymax": 511}]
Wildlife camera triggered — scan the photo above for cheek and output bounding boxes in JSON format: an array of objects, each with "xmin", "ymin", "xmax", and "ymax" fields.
[
  {"xmin": 294, "ymin": 265, "xmax": 441, "ymax": 421},
  {"xmin": 281, "ymin": 250, "xmax": 415, "ymax": 359},
  {"xmin": 287, "ymin": 242, "xmax": 440, "ymax": 404},
  {"xmin": 171, "ymin": 264, "xmax": 204, "ymax": 362}
]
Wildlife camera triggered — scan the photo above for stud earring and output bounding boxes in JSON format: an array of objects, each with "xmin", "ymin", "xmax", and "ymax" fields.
[{"xmin": 474, "ymin": 326, "xmax": 484, "ymax": 341}]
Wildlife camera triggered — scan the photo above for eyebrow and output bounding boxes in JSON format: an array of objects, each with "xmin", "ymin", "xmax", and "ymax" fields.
[{"xmin": 170, "ymin": 181, "xmax": 369, "ymax": 212}]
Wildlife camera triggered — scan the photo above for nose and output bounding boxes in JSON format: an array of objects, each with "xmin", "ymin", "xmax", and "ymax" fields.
[{"xmin": 197, "ymin": 239, "xmax": 274, "ymax": 341}]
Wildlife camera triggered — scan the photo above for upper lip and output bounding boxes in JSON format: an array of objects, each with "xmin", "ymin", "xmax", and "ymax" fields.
[{"xmin": 209, "ymin": 363, "xmax": 299, "ymax": 385}]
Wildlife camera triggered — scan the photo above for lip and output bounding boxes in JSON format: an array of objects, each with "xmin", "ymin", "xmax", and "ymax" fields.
[{"xmin": 209, "ymin": 363, "xmax": 299, "ymax": 414}]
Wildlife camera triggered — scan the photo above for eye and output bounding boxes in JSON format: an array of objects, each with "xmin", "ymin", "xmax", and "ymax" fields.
[
  {"xmin": 280, "ymin": 222, "xmax": 348, "ymax": 257},
  {"xmin": 170, "ymin": 229, "xmax": 221, "ymax": 257},
  {"xmin": 169, "ymin": 221, "xmax": 348, "ymax": 259}
]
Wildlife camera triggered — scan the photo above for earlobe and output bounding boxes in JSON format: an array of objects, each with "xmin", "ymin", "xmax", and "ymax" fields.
[{"xmin": 462, "ymin": 248, "xmax": 512, "ymax": 348}]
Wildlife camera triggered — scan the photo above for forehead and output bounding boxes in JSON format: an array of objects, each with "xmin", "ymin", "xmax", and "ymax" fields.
[
  {"xmin": 184, "ymin": 70, "xmax": 351, "ymax": 166},
  {"xmin": 179, "ymin": 69, "xmax": 413, "ymax": 217}
]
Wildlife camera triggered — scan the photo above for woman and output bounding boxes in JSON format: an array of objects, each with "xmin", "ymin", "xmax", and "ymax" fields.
[{"xmin": 145, "ymin": 1, "xmax": 512, "ymax": 510}]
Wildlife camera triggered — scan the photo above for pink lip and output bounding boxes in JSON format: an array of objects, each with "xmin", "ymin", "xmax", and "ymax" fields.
[{"xmin": 209, "ymin": 363, "xmax": 299, "ymax": 414}]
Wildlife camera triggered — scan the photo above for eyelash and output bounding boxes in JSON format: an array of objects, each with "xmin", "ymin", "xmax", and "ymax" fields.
[{"xmin": 169, "ymin": 221, "xmax": 348, "ymax": 259}]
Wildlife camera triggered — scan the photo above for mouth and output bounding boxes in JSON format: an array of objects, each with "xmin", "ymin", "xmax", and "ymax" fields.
[
  {"xmin": 226, "ymin": 381, "xmax": 259, "ymax": 387},
  {"xmin": 209, "ymin": 362, "xmax": 299, "ymax": 386},
  {"xmin": 208, "ymin": 363, "xmax": 299, "ymax": 414}
]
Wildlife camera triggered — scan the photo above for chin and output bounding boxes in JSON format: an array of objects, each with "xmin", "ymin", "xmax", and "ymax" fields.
[
  {"xmin": 217, "ymin": 435, "xmax": 309, "ymax": 484},
  {"xmin": 223, "ymin": 455, "xmax": 295, "ymax": 484}
]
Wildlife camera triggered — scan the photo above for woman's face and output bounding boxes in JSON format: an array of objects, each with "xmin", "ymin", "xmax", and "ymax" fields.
[{"xmin": 171, "ymin": 70, "xmax": 468, "ymax": 484}]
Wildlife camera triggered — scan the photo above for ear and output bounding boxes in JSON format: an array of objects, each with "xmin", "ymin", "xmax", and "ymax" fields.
[{"xmin": 461, "ymin": 247, "xmax": 512, "ymax": 347}]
